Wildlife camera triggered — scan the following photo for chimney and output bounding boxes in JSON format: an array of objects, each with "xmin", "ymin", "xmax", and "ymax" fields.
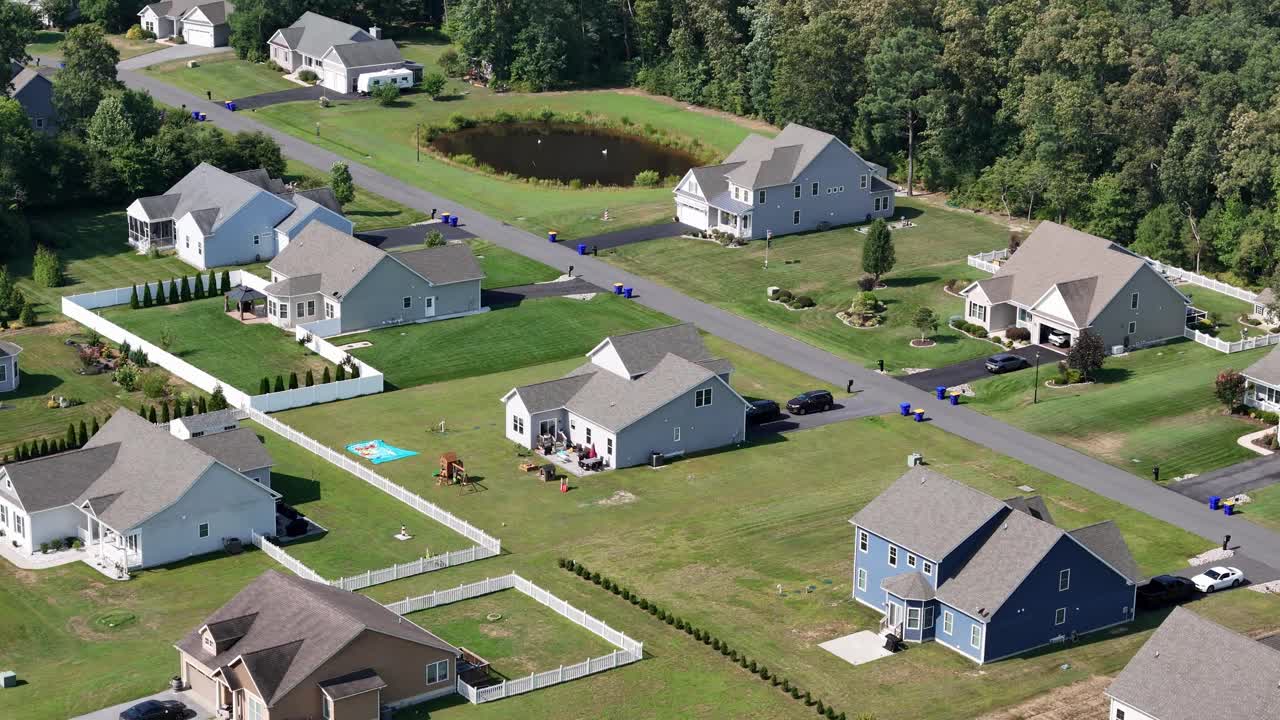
[{"xmin": 369, "ymin": 26, "xmax": 382, "ymax": 40}]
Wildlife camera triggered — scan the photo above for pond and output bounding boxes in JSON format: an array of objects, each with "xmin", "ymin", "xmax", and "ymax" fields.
[{"xmin": 430, "ymin": 122, "xmax": 700, "ymax": 187}]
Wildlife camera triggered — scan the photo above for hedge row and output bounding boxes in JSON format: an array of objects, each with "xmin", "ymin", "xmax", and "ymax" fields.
[{"xmin": 130, "ymin": 270, "xmax": 231, "ymax": 309}]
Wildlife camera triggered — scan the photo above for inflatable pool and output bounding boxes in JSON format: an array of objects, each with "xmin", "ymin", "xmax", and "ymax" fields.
[{"xmin": 345, "ymin": 439, "xmax": 418, "ymax": 464}]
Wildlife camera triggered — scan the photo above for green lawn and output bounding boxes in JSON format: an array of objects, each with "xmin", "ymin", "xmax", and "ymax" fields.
[
  {"xmin": 269, "ymin": 356, "xmax": 1277, "ymax": 720},
  {"xmin": 604, "ymin": 198, "xmax": 1008, "ymax": 370},
  {"xmin": 1183, "ymin": 285, "xmax": 1258, "ymax": 342},
  {"xmin": 343, "ymin": 294, "xmax": 673, "ymax": 389},
  {"xmin": 413, "ymin": 590, "xmax": 617, "ymax": 679},
  {"xmin": 23, "ymin": 31, "xmax": 162, "ymax": 64},
  {"xmin": 0, "ymin": 323, "xmax": 192, "ymax": 454},
  {"xmin": 284, "ymin": 159, "xmax": 431, "ymax": 231},
  {"xmin": 464, "ymin": 239, "xmax": 563, "ymax": 289},
  {"xmin": 144, "ymin": 53, "xmax": 295, "ymax": 101},
  {"xmin": 100, "ymin": 297, "xmax": 334, "ymax": 394},
  {"xmin": 250, "ymin": 421, "xmax": 475, "ymax": 579},
  {"xmin": 966, "ymin": 340, "xmax": 1267, "ymax": 479},
  {"xmin": 1245, "ymin": 483, "xmax": 1280, "ymax": 532}
]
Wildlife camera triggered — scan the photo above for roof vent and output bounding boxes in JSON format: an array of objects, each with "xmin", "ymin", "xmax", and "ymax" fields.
[{"xmin": 369, "ymin": 26, "xmax": 382, "ymax": 40}]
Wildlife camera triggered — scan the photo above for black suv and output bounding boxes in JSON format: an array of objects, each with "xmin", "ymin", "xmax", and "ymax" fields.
[
  {"xmin": 786, "ymin": 390, "xmax": 834, "ymax": 415},
  {"xmin": 746, "ymin": 399, "xmax": 782, "ymax": 424},
  {"xmin": 1136, "ymin": 575, "xmax": 1196, "ymax": 609}
]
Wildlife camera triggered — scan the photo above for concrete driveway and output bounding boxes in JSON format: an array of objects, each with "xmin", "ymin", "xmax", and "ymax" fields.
[
  {"xmin": 900, "ymin": 345, "xmax": 1056, "ymax": 391},
  {"xmin": 357, "ymin": 222, "xmax": 475, "ymax": 250},
  {"xmin": 71, "ymin": 688, "xmax": 215, "ymax": 720},
  {"xmin": 117, "ymin": 44, "xmax": 230, "ymax": 71},
  {"xmin": 1170, "ymin": 454, "xmax": 1280, "ymax": 502}
]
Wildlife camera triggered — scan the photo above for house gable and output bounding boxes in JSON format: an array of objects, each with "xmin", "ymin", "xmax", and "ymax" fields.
[
  {"xmin": 676, "ymin": 170, "xmax": 703, "ymax": 199},
  {"xmin": 585, "ymin": 339, "xmax": 630, "ymax": 378},
  {"xmin": 181, "ymin": 6, "xmax": 213, "ymax": 25},
  {"xmin": 1029, "ymin": 285, "xmax": 1081, "ymax": 329}
]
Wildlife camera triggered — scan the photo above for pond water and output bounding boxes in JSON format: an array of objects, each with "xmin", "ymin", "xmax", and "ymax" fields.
[{"xmin": 430, "ymin": 123, "xmax": 700, "ymax": 187}]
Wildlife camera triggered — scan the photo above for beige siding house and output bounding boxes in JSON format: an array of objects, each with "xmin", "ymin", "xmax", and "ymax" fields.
[
  {"xmin": 961, "ymin": 222, "xmax": 1189, "ymax": 352},
  {"xmin": 176, "ymin": 569, "xmax": 460, "ymax": 719}
]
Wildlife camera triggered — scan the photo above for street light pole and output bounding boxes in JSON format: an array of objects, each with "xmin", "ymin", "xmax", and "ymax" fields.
[
  {"xmin": 1033, "ymin": 351, "xmax": 1041, "ymax": 404},
  {"xmin": 764, "ymin": 230, "xmax": 772, "ymax": 269},
  {"xmin": 416, "ymin": 124, "xmax": 420, "ymax": 163}
]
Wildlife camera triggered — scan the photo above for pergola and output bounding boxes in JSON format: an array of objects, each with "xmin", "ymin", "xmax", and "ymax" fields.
[{"xmin": 225, "ymin": 285, "xmax": 267, "ymax": 320}]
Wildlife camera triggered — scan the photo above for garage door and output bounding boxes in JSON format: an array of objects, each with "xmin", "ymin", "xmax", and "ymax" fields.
[
  {"xmin": 183, "ymin": 27, "xmax": 213, "ymax": 47},
  {"xmin": 187, "ymin": 663, "xmax": 218, "ymax": 710},
  {"xmin": 677, "ymin": 202, "xmax": 707, "ymax": 228}
]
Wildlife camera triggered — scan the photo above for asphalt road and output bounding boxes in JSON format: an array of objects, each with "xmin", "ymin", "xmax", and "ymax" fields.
[
  {"xmin": 1170, "ymin": 454, "xmax": 1280, "ymax": 503},
  {"xmin": 1172, "ymin": 553, "xmax": 1280, "ymax": 586},
  {"xmin": 899, "ymin": 345, "xmax": 1052, "ymax": 391},
  {"xmin": 118, "ymin": 65, "xmax": 1280, "ymax": 561}
]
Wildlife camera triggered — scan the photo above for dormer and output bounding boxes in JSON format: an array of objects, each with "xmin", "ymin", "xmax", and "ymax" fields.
[{"xmin": 201, "ymin": 613, "xmax": 258, "ymax": 655}]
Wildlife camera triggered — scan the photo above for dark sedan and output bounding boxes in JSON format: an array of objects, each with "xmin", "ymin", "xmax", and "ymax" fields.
[
  {"xmin": 1136, "ymin": 575, "xmax": 1197, "ymax": 609},
  {"xmin": 985, "ymin": 353, "xmax": 1029, "ymax": 374},
  {"xmin": 120, "ymin": 699, "xmax": 187, "ymax": 720},
  {"xmin": 746, "ymin": 399, "xmax": 782, "ymax": 425}
]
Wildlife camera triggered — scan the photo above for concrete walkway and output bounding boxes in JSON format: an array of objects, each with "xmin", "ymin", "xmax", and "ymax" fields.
[{"xmin": 118, "ymin": 67, "xmax": 1280, "ymax": 562}]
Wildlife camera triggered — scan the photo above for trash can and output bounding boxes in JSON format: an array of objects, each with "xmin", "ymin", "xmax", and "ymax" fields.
[
  {"xmin": 548, "ymin": 230, "xmax": 558, "ymax": 242},
  {"xmin": 441, "ymin": 212, "xmax": 451, "ymax": 225},
  {"xmin": 650, "ymin": 451, "xmax": 664, "ymax": 468},
  {"xmin": 900, "ymin": 402, "xmax": 912, "ymax": 416},
  {"xmin": 949, "ymin": 393, "xmax": 959, "ymax": 406},
  {"xmin": 1209, "ymin": 495, "xmax": 1221, "ymax": 510},
  {"xmin": 1224, "ymin": 503, "xmax": 1234, "ymax": 516},
  {"xmin": 577, "ymin": 244, "xmax": 587, "ymax": 255},
  {"xmin": 935, "ymin": 386, "xmax": 946, "ymax": 400},
  {"xmin": 192, "ymin": 110, "xmax": 201, "ymax": 120},
  {"xmin": 913, "ymin": 410, "xmax": 925, "ymax": 422},
  {"xmin": 624, "ymin": 287, "xmax": 634, "ymax": 298},
  {"xmin": 450, "ymin": 215, "xmax": 459, "ymax": 227},
  {"xmin": 613, "ymin": 283, "xmax": 624, "ymax": 295},
  {"xmin": 907, "ymin": 452, "xmax": 922, "ymax": 467}
]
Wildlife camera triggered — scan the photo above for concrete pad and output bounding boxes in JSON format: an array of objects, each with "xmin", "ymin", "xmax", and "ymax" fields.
[
  {"xmin": 71, "ymin": 688, "xmax": 216, "ymax": 720},
  {"xmin": 819, "ymin": 631, "xmax": 894, "ymax": 666}
]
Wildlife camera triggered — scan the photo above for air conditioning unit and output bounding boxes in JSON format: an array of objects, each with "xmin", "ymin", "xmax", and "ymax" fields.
[{"xmin": 1111, "ymin": 345, "xmax": 1126, "ymax": 355}]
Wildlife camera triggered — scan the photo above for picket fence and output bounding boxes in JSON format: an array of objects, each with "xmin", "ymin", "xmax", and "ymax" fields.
[
  {"xmin": 382, "ymin": 573, "xmax": 644, "ymax": 705},
  {"xmin": 250, "ymin": 532, "xmax": 328, "ymax": 583},
  {"xmin": 967, "ymin": 248, "xmax": 1009, "ymax": 273},
  {"xmin": 1184, "ymin": 326, "xmax": 1280, "ymax": 354},
  {"xmin": 61, "ymin": 272, "xmax": 384, "ymax": 412}
]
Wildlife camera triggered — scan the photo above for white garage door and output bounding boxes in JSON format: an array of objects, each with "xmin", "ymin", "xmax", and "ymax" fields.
[
  {"xmin": 677, "ymin": 202, "xmax": 708, "ymax": 229},
  {"xmin": 183, "ymin": 27, "xmax": 213, "ymax": 47}
]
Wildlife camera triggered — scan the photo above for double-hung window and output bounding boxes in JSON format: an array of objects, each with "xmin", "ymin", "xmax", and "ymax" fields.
[
  {"xmin": 1058, "ymin": 569, "xmax": 1071, "ymax": 591},
  {"xmin": 907, "ymin": 607, "xmax": 921, "ymax": 631},
  {"xmin": 426, "ymin": 659, "xmax": 449, "ymax": 684},
  {"xmin": 970, "ymin": 624, "xmax": 982, "ymax": 649},
  {"xmin": 296, "ymin": 302, "xmax": 304, "ymax": 317},
  {"xmin": 794, "ymin": 184, "xmax": 802, "ymax": 199},
  {"xmin": 943, "ymin": 610, "xmax": 954, "ymax": 635},
  {"xmin": 758, "ymin": 190, "xmax": 767, "ymax": 204},
  {"xmin": 0, "ymin": 364, "xmax": 6, "ymax": 383},
  {"xmin": 858, "ymin": 530, "xmax": 868, "ymax": 552},
  {"xmin": 512, "ymin": 415, "xmax": 524, "ymax": 434},
  {"xmin": 792, "ymin": 210, "xmax": 801, "ymax": 225},
  {"xmin": 695, "ymin": 388, "xmax": 713, "ymax": 407},
  {"xmin": 811, "ymin": 182, "xmax": 819, "ymax": 196},
  {"xmin": 922, "ymin": 560, "xmax": 933, "ymax": 575},
  {"xmin": 1054, "ymin": 607, "xmax": 1067, "ymax": 625},
  {"xmin": 403, "ymin": 296, "xmax": 412, "ymax": 309},
  {"xmin": 1130, "ymin": 292, "xmax": 1139, "ymax": 310},
  {"xmin": 198, "ymin": 522, "xmax": 209, "ymax": 538},
  {"xmin": 307, "ymin": 300, "xmax": 315, "ymax": 316},
  {"xmin": 860, "ymin": 174, "xmax": 869, "ymax": 189},
  {"xmin": 856, "ymin": 567, "xmax": 867, "ymax": 591},
  {"xmin": 923, "ymin": 606, "xmax": 935, "ymax": 630},
  {"xmin": 585, "ymin": 427, "xmax": 592, "ymax": 445},
  {"xmin": 606, "ymin": 438, "xmax": 613, "ymax": 455},
  {"xmin": 907, "ymin": 554, "xmax": 917, "ymax": 568},
  {"xmin": 245, "ymin": 695, "xmax": 266, "ymax": 720},
  {"xmin": 279, "ymin": 303, "xmax": 288, "ymax": 319},
  {"xmin": 887, "ymin": 546, "xmax": 898, "ymax": 567},
  {"xmin": 673, "ymin": 426, "xmax": 682, "ymax": 442}
]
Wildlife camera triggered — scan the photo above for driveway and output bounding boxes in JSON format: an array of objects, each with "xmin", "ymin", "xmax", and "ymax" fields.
[
  {"xmin": 1172, "ymin": 553, "xmax": 1280, "ymax": 588},
  {"xmin": 482, "ymin": 277, "xmax": 602, "ymax": 306},
  {"xmin": 117, "ymin": 44, "xmax": 231, "ymax": 71},
  {"xmin": 1169, "ymin": 454, "xmax": 1280, "ymax": 503},
  {"xmin": 899, "ymin": 345, "xmax": 1052, "ymax": 391},
  {"xmin": 232, "ymin": 85, "xmax": 364, "ymax": 110},
  {"xmin": 576, "ymin": 221, "xmax": 693, "ymax": 250},
  {"xmin": 357, "ymin": 222, "xmax": 475, "ymax": 250},
  {"xmin": 749, "ymin": 395, "xmax": 900, "ymax": 438},
  {"xmin": 71, "ymin": 688, "xmax": 215, "ymax": 720}
]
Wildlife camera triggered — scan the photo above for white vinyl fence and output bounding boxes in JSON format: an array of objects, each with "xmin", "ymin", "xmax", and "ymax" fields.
[
  {"xmin": 382, "ymin": 573, "xmax": 643, "ymax": 704},
  {"xmin": 250, "ymin": 531, "xmax": 492, "ymax": 591},
  {"xmin": 61, "ymin": 273, "xmax": 384, "ymax": 412},
  {"xmin": 967, "ymin": 248, "xmax": 1009, "ymax": 273},
  {"xmin": 250, "ymin": 531, "xmax": 328, "ymax": 583}
]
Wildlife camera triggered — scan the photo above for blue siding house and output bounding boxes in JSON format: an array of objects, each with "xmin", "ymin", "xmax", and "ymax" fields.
[{"xmin": 851, "ymin": 468, "xmax": 1139, "ymax": 663}]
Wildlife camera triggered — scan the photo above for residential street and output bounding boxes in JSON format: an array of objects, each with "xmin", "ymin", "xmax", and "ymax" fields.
[{"xmin": 117, "ymin": 64, "xmax": 1280, "ymax": 562}]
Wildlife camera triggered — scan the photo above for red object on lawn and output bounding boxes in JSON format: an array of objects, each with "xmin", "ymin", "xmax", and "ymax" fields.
[{"xmin": 560, "ymin": 477, "xmax": 568, "ymax": 493}]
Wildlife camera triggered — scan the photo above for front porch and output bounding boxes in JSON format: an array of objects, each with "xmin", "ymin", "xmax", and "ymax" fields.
[{"xmin": 79, "ymin": 512, "xmax": 140, "ymax": 580}]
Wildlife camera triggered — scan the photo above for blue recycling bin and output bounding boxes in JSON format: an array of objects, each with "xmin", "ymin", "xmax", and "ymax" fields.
[
  {"xmin": 949, "ymin": 393, "xmax": 959, "ymax": 406},
  {"xmin": 548, "ymin": 230, "xmax": 558, "ymax": 242},
  {"xmin": 935, "ymin": 386, "xmax": 946, "ymax": 400},
  {"xmin": 1209, "ymin": 495, "xmax": 1221, "ymax": 510},
  {"xmin": 913, "ymin": 410, "xmax": 925, "ymax": 422},
  {"xmin": 623, "ymin": 287, "xmax": 634, "ymax": 298},
  {"xmin": 192, "ymin": 110, "xmax": 201, "ymax": 120},
  {"xmin": 900, "ymin": 402, "xmax": 912, "ymax": 416},
  {"xmin": 577, "ymin": 244, "xmax": 587, "ymax": 255},
  {"xmin": 1224, "ymin": 503, "xmax": 1234, "ymax": 516},
  {"xmin": 450, "ymin": 215, "xmax": 459, "ymax": 227}
]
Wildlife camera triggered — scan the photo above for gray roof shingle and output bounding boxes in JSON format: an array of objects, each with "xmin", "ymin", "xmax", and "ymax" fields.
[
  {"xmin": 0, "ymin": 445, "xmax": 120, "ymax": 512},
  {"xmin": 1244, "ymin": 345, "xmax": 1280, "ymax": 386},
  {"xmin": 274, "ymin": 12, "xmax": 378, "ymax": 60},
  {"xmin": 1106, "ymin": 607, "xmax": 1280, "ymax": 720},
  {"xmin": 851, "ymin": 468, "xmax": 1008, "ymax": 560},
  {"xmin": 319, "ymin": 669, "xmax": 387, "ymax": 700},
  {"xmin": 134, "ymin": 163, "xmax": 280, "ymax": 232},
  {"xmin": 9, "ymin": 67, "xmax": 55, "ymax": 119},
  {"xmin": 170, "ymin": 409, "xmax": 240, "ymax": 436},
  {"xmin": 328, "ymin": 39, "xmax": 403, "ymax": 67},
  {"xmin": 187, "ymin": 428, "xmax": 273, "ymax": 473},
  {"xmin": 720, "ymin": 124, "xmax": 844, "ymax": 190},
  {"xmin": 267, "ymin": 224, "xmax": 388, "ymax": 299},
  {"xmin": 564, "ymin": 353, "xmax": 719, "ymax": 432},
  {"xmin": 0, "ymin": 340, "xmax": 21, "ymax": 358},
  {"xmin": 1068, "ymin": 520, "xmax": 1140, "ymax": 583},
  {"xmin": 602, "ymin": 324, "xmax": 716, "ymax": 378},
  {"xmin": 394, "ymin": 244, "xmax": 486, "ymax": 286},
  {"xmin": 933, "ymin": 509, "xmax": 1066, "ymax": 620},
  {"xmin": 1004, "ymin": 495, "xmax": 1054, "ymax": 525},
  {"xmin": 175, "ymin": 569, "xmax": 457, "ymax": 705},
  {"xmin": 881, "ymin": 571, "xmax": 935, "ymax": 601}
]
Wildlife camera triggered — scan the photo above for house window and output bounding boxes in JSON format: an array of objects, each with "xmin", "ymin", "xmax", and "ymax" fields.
[
  {"xmin": 923, "ymin": 560, "xmax": 933, "ymax": 575},
  {"xmin": 792, "ymin": 210, "xmax": 801, "ymax": 225},
  {"xmin": 268, "ymin": 301, "xmax": 276, "ymax": 316},
  {"xmin": 907, "ymin": 607, "xmax": 921, "ymax": 630},
  {"xmin": 856, "ymin": 567, "xmax": 867, "ymax": 591},
  {"xmin": 858, "ymin": 530, "xmax": 868, "ymax": 552},
  {"xmin": 606, "ymin": 438, "xmax": 613, "ymax": 455},
  {"xmin": 198, "ymin": 522, "xmax": 209, "ymax": 538},
  {"xmin": 197, "ymin": 242, "xmax": 203, "ymax": 254},
  {"xmin": 14, "ymin": 514, "xmax": 24, "ymax": 537},
  {"xmin": 887, "ymin": 546, "xmax": 898, "ymax": 567},
  {"xmin": 1115, "ymin": 709, "xmax": 1125, "ymax": 720},
  {"xmin": 1059, "ymin": 569, "xmax": 1070, "ymax": 591},
  {"xmin": 0, "ymin": 504, "xmax": 6, "ymax": 526},
  {"xmin": 758, "ymin": 190, "xmax": 766, "ymax": 204},
  {"xmin": 538, "ymin": 419, "xmax": 556, "ymax": 437},
  {"xmin": 253, "ymin": 234, "xmax": 260, "ymax": 245},
  {"xmin": 673, "ymin": 426, "xmax": 682, "ymax": 442},
  {"xmin": 695, "ymin": 388, "xmax": 713, "ymax": 407},
  {"xmin": 322, "ymin": 695, "xmax": 333, "ymax": 720},
  {"xmin": 0, "ymin": 364, "xmax": 6, "ymax": 382},
  {"xmin": 970, "ymin": 624, "xmax": 982, "ymax": 649},
  {"xmin": 34, "ymin": 117, "xmax": 45, "ymax": 129},
  {"xmin": 185, "ymin": 236, "xmax": 190, "ymax": 248},
  {"xmin": 307, "ymin": 300, "xmax": 315, "ymax": 316},
  {"xmin": 1018, "ymin": 308, "xmax": 1031, "ymax": 322},
  {"xmin": 907, "ymin": 554, "xmax": 917, "ymax": 568},
  {"xmin": 943, "ymin": 610, "xmax": 954, "ymax": 635},
  {"xmin": 245, "ymin": 695, "xmax": 266, "ymax": 720},
  {"xmin": 860, "ymin": 174, "xmax": 869, "ymax": 189},
  {"xmin": 425, "ymin": 297, "xmax": 434, "ymax": 311},
  {"xmin": 1054, "ymin": 607, "xmax": 1067, "ymax": 625},
  {"xmin": 512, "ymin": 415, "xmax": 524, "ymax": 434},
  {"xmin": 325, "ymin": 302, "xmax": 335, "ymax": 319},
  {"xmin": 794, "ymin": 184, "xmax": 801, "ymax": 199},
  {"xmin": 811, "ymin": 182, "xmax": 819, "ymax": 196},
  {"xmin": 279, "ymin": 303, "xmax": 288, "ymax": 319},
  {"xmin": 125, "ymin": 532, "xmax": 138, "ymax": 552},
  {"xmin": 1127, "ymin": 321, "xmax": 1137, "ymax": 334},
  {"xmin": 968, "ymin": 302, "xmax": 987, "ymax": 322},
  {"xmin": 296, "ymin": 302, "xmax": 304, "ymax": 317},
  {"xmin": 426, "ymin": 659, "xmax": 449, "ymax": 684},
  {"xmin": 923, "ymin": 606, "xmax": 934, "ymax": 630},
  {"xmin": 1130, "ymin": 292, "xmax": 1139, "ymax": 310}
]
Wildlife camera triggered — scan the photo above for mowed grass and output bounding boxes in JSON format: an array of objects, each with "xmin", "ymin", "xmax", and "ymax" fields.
[
  {"xmin": 1183, "ymin": 285, "xmax": 1258, "ymax": 342},
  {"xmin": 284, "ymin": 159, "xmax": 431, "ymax": 231},
  {"xmin": 0, "ymin": 323, "xmax": 192, "ymax": 453},
  {"xmin": 1244, "ymin": 483, "xmax": 1280, "ymax": 532},
  {"xmin": 144, "ymin": 53, "xmax": 295, "ymax": 101},
  {"xmin": 101, "ymin": 297, "xmax": 334, "ymax": 394},
  {"xmin": 249, "ymin": 421, "xmax": 474, "ymax": 579},
  {"xmin": 464, "ymin": 239, "xmax": 563, "ymax": 289},
  {"xmin": 23, "ymin": 30, "xmax": 161, "ymax": 63},
  {"xmin": 966, "ymin": 340, "xmax": 1266, "ymax": 479},
  {"xmin": 604, "ymin": 198, "xmax": 1009, "ymax": 370},
  {"xmin": 272, "ymin": 355, "xmax": 1276, "ymax": 720},
  {"xmin": 248, "ymin": 88, "xmax": 768, "ymax": 238},
  {"xmin": 413, "ymin": 590, "xmax": 617, "ymax": 679},
  {"xmin": 344, "ymin": 294, "xmax": 673, "ymax": 389}
]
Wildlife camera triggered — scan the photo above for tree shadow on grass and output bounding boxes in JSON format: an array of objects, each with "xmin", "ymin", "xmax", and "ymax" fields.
[
  {"xmin": 1090, "ymin": 367, "xmax": 1133, "ymax": 385},
  {"xmin": 882, "ymin": 274, "xmax": 940, "ymax": 289},
  {"xmin": 5, "ymin": 372, "xmax": 64, "ymax": 401}
]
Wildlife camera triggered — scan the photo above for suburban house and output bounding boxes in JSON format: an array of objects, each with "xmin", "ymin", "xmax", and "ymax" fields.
[
  {"xmin": 961, "ymin": 222, "xmax": 1190, "ymax": 351},
  {"xmin": 138, "ymin": 0, "xmax": 235, "ymax": 47},
  {"xmin": 172, "ymin": 410, "xmax": 274, "ymax": 488},
  {"xmin": 263, "ymin": 224, "xmax": 485, "ymax": 335},
  {"xmin": 126, "ymin": 162, "xmax": 351, "ymax": 269},
  {"xmin": 501, "ymin": 324, "xmax": 751, "ymax": 468},
  {"xmin": 850, "ymin": 468, "xmax": 1140, "ymax": 664},
  {"xmin": 17, "ymin": 0, "xmax": 79, "ymax": 26},
  {"xmin": 176, "ymin": 569, "xmax": 460, "ymax": 719},
  {"xmin": 1241, "ymin": 344, "xmax": 1280, "ymax": 411},
  {"xmin": 0, "ymin": 340, "xmax": 20, "ymax": 393},
  {"xmin": 1250, "ymin": 287, "xmax": 1278, "ymax": 326},
  {"xmin": 1105, "ymin": 607, "xmax": 1280, "ymax": 720},
  {"xmin": 672, "ymin": 122, "xmax": 895, "ymax": 240},
  {"xmin": 7, "ymin": 65, "xmax": 57, "ymax": 133},
  {"xmin": 267, "ymin": 12, "xmax": 423, "ymax": 94},
  {"xmin": 0, "ymin": 410, "xmax": 277, "ymax": 574}
]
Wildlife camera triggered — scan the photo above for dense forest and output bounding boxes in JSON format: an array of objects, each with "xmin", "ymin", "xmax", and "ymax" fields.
[{"xmin": 445, "ymin": 0, "xmax": 1280, "ymax": 284}]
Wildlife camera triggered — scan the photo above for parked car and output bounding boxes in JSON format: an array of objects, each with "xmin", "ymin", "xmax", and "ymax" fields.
[
  {"xmin": 985, "ymin": 353, "xmax": 1028, "ymax": 374},
  {"xmin": 746, "ymin": 399, "xmax": 782, "ymax": 425},
  {"xmin": 786, "ymin": 390, "xmax": 834, "ymax": 415},
  {"xmin": 1136, "ymin": 575, "xmax": 1197, "ymax": 609},
  {"xmin": 1046, "ymin": 329, "xmax": 1071, "ymax": 347},
  {"xmin": 120, "ymin": 699, "xmax": 187, "ymax": 720},
  {"xmin": 1189, "ymin": 566, "xmax": 1245, "ymax": 593}
]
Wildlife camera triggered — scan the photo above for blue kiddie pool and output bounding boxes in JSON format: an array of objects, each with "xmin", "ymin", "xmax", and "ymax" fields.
[{"xmin": 346, "ymin": 440, "xmax": 418, "ymax": 464}]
